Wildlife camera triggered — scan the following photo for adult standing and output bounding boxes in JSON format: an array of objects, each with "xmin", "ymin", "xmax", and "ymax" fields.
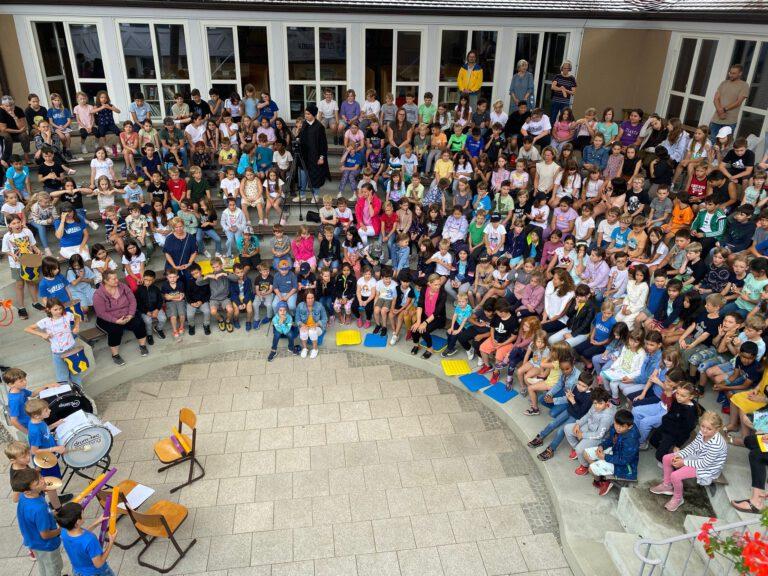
[
  {"xmin": 93, "ymin": 270, "xmax": 149, "ymax": 365},
  {"xmin": 457, "ymin": 51, "xmax": 483, "ymax": 110},
  {"xmin": 355, "ymin": 183, "xmax": 381, "ymax": 245},
  {"xmin": 297, "ymin": 103, "xmax": 329, "ymax": 203},
  {"xmin": 709, "ymin": 64, "xmax": 749, "ymax": 144},
  {"xmin": 387, "ymin": 109, "xmax": 413, "ymax": 154},
  {"xmin": 410, "ymin": 274, "xmax": 448, "ymax": 359},
  {"xmin": 509, "ymin": 59, "xmax": 535, "ymax": 111},
  {"xmin": 0, "ymin": 96, "xmax": 31, "ymax": 163},
  {"xmin": 163, "ymin": 217, "xmax": 197, "ymax": 281},
  {"xmin": 550, "ymin": 61, "xmax": 577, "ymax": 122},
  {"xmin": 731, "ymin": 432, "xmax": 768, "ymax": 514}
]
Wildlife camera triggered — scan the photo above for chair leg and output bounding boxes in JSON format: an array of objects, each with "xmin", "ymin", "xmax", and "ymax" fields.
[
  {"xmin": 157, "ymin": 454, "xmax": 189, "ymax": 473},
  {"xmin": 169, "ymin": 457, "xmax": 206, "ymax": 494},
  {"xmin": 111, "ymin": 515, "xmax": 143, "ymax": 550},
  {"xmin": 137, "ymin": 536, "xmax": 197, "ymax": 574}
]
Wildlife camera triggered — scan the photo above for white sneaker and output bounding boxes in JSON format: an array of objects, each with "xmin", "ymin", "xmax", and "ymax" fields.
[
  {"xmin": 293, "ymin": 197, "xmax": 302, "ymax": 203},
  {"xmin": 389, "ymin": 334, "xmax": 399, "ymax": 346},
  {"xmin": 280, "ymin": 218, "xmax": 287, "ymax": 226},
  {"xmin": 310, "ymin": 349, "xmax": 318, "ymax": 359},
  {"xmin": 67, "ymin": 168, "xmax": 77, "ymax": 175},
  {"xmin": 81, "ymin": 144, "xmax": 88, "ymax": 155},
  {"xmin": 44, "ymin": 247, "xmax": 53, "ymax": 257},
  {"xmin": 300, "ymin": 348, "xmax": 308, "ymax": 358},
  {"xmin": 311, "ymin": 195, "xmax": 318, "ymax": 204},
  {"xmin": 466, "ymin": 348, "xmax": 475, "ymax": 361},
  {"xmin": 476, "ymin": 357, "xmax": 484, "ymax": 367},
  {"xmin": 337, "ymin": 192, "xmax": 343, "ymax": 199},
  {"xmin": 215, "ymin": 252, "xmax": 223, "ymax": 258},
  {"xmin": 88, "ymin": 221, "xmax": 99, "ymax": 230},
  {"xmin": 349, "ymin": 194, "xmax": 357, "ymax": 202},
  {"xmin": 204, "ymin": 250, "xmax": 211, "ymax": 258}
]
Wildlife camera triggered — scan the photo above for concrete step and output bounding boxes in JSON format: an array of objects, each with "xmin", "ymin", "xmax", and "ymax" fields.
[
  {"xmin": 705, "ymin": 448, "xmax": 755, "ymax": 524},
  {"xmin": 683, "ymin": 514, "xmax": 743, "ymax": 576},
  {"xmin": 617, "ymin": 483, "xmax": 686, "ymax": 540},
  {"xmin": 605, "ymin": 528, "xmax": 709, "ymax": 576}
]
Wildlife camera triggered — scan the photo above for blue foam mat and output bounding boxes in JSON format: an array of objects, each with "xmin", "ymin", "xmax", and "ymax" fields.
[
  {"xmin": 459, "ymin": 372, "xmax": 491, "ymax": 392},
  {"xmin": 364, "ymin": 333, "xmax": 388, "ymax": 348},
  {"xmin": 483, "ymin": 383, "xmax": 519, "ymax": 404},
  {"xmin": 421, "ymin": 334, "xmax": 447, "ymax": 351}
]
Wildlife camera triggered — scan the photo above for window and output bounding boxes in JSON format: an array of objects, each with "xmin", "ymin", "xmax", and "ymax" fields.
[
  {"xmin": 664, "ymin": 37, "xmax": 718, "ymax": 127},
  {"xmin": 513, "ymin": 32, "xmax": 569, "ymax": 110},
  {"xmin": 32, "ymin": 22, "xmax": 108, "ymax": 108},
  {"xmin": 287, "ymin": 26, "xmax": 347, "ymax": 119},
  {"xmin": 437, "ymin": 29, "xmax": 498, "ymax": 104},
  {"xmin": 204, "ymin": 25, "xmax": 270, "ymax": 101},
  {"xmin": 119, "ymin": 22, "xmax": 191, "ymax": 117},
  {"xmin": 365, "ymin": 29, "xmax": 421, "ymax": 106},
  {"xmin": 732, "ymin": 39, "xmax": 768, "ymax": 138}
]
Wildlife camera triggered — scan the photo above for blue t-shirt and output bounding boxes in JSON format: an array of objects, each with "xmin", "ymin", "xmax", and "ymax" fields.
[
  {"xmin": 257, "ymin": 100, "xmax": 279, "ymax": 122},
  {"xmin": 8, "ymin": 389, "xmax": 32, "ymax": 430},
  {"xmin": 593, "ymin": 312, "xmax": 616, "ymax": 343},
  {"xmin": 129, "ymin": 102, "xmax": 151, "ymax": 122},
  {"xmin": 3, "ymin": 165, "xmax": 30, "ymax": 192},
  {"xmin": 465, "ymin": 136, "xmax": 485, "ymax": 158},
  {"xmin": 62, "ymin": 529, "xmax": 105, "ymax": 576},
  {"xmin": 17, "ymin": 494, "xmax": 59, "ymax": 551},
  {"xmin": 647, "ymin": 285, "xmax": 665, "ymax": 315},
  {"xmin": 47, "ymin": 107, "xmax": 72, "ymax": 128},
  {"xmin": 455, "ymin": 303, "xmax": 473, "ymax": 325},
  {"xmin": 344, "ymin": 152, "xmax": 363, "ymax": 169},
  {"xmin": 38, "ymin": 274, "xmax": 70, "ymax": 302},
  {"xmin": 28, "ymin": 420, "xmax": 55, "ymax": 451},
  {"xmin": 610, "ymin": 226, "xmax": 631, "ymax": 248},
  {"xmin": 255, "ymin": 146, "xmax": 274, "ymax": 170},
  {"xmin": 53, "ymin": 218, "xmax": 86, "ymax": 248}
]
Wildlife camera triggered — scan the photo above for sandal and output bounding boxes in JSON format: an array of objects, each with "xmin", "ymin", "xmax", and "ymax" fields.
[
  {"xmin": 731, "ymin": 499, "xmax": 763, "ymax": 514},
  {"xmin": 527, "ymin": 435, "xmax": 543, "ymax": 448}
]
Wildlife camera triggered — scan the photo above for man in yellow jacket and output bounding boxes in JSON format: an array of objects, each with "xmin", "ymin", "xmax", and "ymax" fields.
[{"xmin": 457, "ymin": 50, "xmax": 484, "ymax": 109}]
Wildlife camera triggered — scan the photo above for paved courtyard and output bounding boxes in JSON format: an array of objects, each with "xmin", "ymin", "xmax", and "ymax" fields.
[{"xmin": 1, "ymin": 350, "xmax": 571, "ymax": 576}]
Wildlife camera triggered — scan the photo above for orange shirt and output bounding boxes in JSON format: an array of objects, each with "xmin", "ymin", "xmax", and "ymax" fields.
[{"xmin": 670, "ymin": 204, "xmax": 694, "ymax": 229}]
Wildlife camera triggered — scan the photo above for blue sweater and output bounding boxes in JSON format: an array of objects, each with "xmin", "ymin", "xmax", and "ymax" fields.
[
  {"xmin": 228, "ymin": 277, "xmax": 255, "ymax": 303},
  {"xmin": 582, "ymin": 145, "xmax": 608, "ymax": 172},
  {"xmin": 549, "ymin": 367, "xmax": 581, "ymax": 406},
  {"xmin": 600, "ymin": 424, "xmax": 641, "ymax": 480}
]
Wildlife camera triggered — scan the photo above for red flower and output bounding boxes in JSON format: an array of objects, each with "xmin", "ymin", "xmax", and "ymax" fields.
[{"xmin": 742, "ymin": 532, "xmax": 768, "ymax": 576}]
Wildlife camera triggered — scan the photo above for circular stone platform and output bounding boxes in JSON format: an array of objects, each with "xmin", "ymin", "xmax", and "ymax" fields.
[{"xmin": 79, "ymin": 350, "xmax": 571, "ymax": 576}]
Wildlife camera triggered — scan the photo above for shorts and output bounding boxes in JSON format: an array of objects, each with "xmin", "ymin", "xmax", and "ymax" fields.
[
  {"xmin": 210, "ymin": 298, "xmax": 232, "ymax": 310},
  {"xmin": 374, "ymin": 298, "xmax": 394, "ymax": 309},
  {"xmin": 239, "ymin": 254, "xmax": 261, "ymax": 269},
  {"xmin": 59, "ymin": 245, "xmax": 90, "ymax": 260},
  {"xmin": 724, "ymin": 374, "xmax": 747, "ymax": 388},
  {"xmin": 319, "ymin": 117, "xmax": 335, "ymax": 128},
  {"xmin": 10, "ymin": 267, "xmax": 21, "ymax": 281},
  {"xmin": 41, "ymin": 462, "xmax": 62, "ymax": 479},
  {"xmin": 242, "ymin": 197, "xmax": 264, "ymax": 207}
]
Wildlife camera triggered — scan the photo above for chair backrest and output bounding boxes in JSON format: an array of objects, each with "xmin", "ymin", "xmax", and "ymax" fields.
[
  {"xmin": 179, "ymin": 408, "xmax": 197, "ymax": 431},
  {"xmin": 129, "ymin": 509, "xmax": 173, "ymax": 538}
]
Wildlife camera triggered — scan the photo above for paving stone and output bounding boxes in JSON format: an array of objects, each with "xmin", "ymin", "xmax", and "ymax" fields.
[
  {"xmin": 437, "ymin": 542, "xmax": 487, "ymax": 576},
  {"xmin": 221, "ymin": 376, "xmax": 255, "ymax": 395},
  {"xmin": 477, "ymin": 537, "xmax": 528, "ymax": 575},
  {"xmin": 293, "ymin": 469, "xmax": 330, "ymax": 498},
  {"xmin": 420, "ymin": 414, "xmax": 456, "ymax": 436},
  {"xmin": 233, "ymin": 502, "xmax": 274, "ymax": 534},
  {"xmin": 325, "ymin": 421, "xmax": 359, "ymax": 444},
  {"xmin": 193, "ymin": 505, "xmax": 235, "ymax": 537},
  {"xmin": 449, "ymin": 413, "xmax": 486, "ymax": 434},
  {"xmin": 370, "ymin": 398, "xmax": 403, "ymax": 419},
  {"xmin": 344, "ymin": 442, "xmax": 379, "ymax": 467},
  {"xmin": 271, "ymin": 560, "xmax": 315, "ymax": 576},
  {"xmin": 433, "ymin": 457, "xmax": 473, "ymax": 485},
  {"xmin": 294, "ymin": 387, "xmax": 325, "ymax": 406},
  {"xmin": 245, "ymin": 408, "xmax": 279, "ymax": 430},
  {"xmin": 493, "ymin": 477, "xmax": 536, "ymax": 505},
  {"xmin": 204, "ymin": 453, "xmax": 242, "ymax": 478},
  {"xmin": 293, "ymin": 424, "xmax": 327, "ymax": 448},
  {"xmin": 377, "ymin": 439, "xmax": 414, "ymax": 463},
  {"xmin": 264, "ymin": 390, "xmax": 296, "ymax": 409},
  {"xmin": 428, "ymin": 395, "xmax": 462, "ymax": 414},
  {"xmin": 448, "ymin": 509, "xmax": 494, "ymax": 543},
  {"xmin": 293, "ymin": 525, "xmax": 335, "ymax": 561},
  {"xmin": 314, "ymin": 556, "xmax": 357, "ymax": 576},
  {"xmin": 398, "ymin": 547, "xmax": 445, "ymax": 576},
  {"xmin": 218, "ymin": 476, "xmax": 257, "ymax": 505},
  {"xmin": 372, "ymin": 517, "xmax": 416, "ymax": 552},
  {"xmin": 207, "ymin": 533, "xmax": 252, "ymax": 569},
  {"xmin": 411, "ymin": 513, "xmax": 456, "ymax": 548},
  {"xmin": 339, "ymin": 400, "xmax": 372, "ymax": 421},
  {"xmin": 381, "ymin": 380, "xmax": 413, "ymax": 398},
  {"xmin": 398, "ymin": 460, "xmax": 437, "ymax": 488},
  {"xmin": 356, "ymin": 551, "xmax": 402, "ymax": 576},
  {"xmin": 312, "ymin": 494, "xmax": 351, "ymax": 525},
  {"xmin": 386, "ymin": 487, "xmax": 427, "ymax": 517},
  {"xmin": 516, "ymin": 534, "xmax": 568, "ymax": 571},
  {"xmin": 226, "ymin": 430, "xmax": 263, "ymax": 454},
  {"xmin": 329, "ymin": 466, "xmax": 367, "ymax": 495},
  {"xmin": 457, "ymin": 480, "xmax": 501, "ymax": 509},
  {"xmin": 309, "ymin": 403, "xmax": 341, "ymax": 424},
  {"xmin": 333, "ymin": 521, "xmax": 376, "ymax": 556},
  {"xmin": 279, "ymin": 405, "xmax": 310, "ymax": 427},
  {"xmin": 274, "ymin": 498, "xmax": 314, "ymax": 529},
  {"xmin": 364, "ymin": 463, "xmax": 402, "ymax": 490},
  {"xmin": 358, "ymin": 418, "xmax": 392, "ymax": 441},
  {"xmin": 239, "ymin": 450, "xmax": 276, "ymax": 477},
  {"xmin": 485, "ymin": 505, "xmax": 533, "ymax": 538},
  {"xmin": 423, "ymin": 484, "xmax": 466, "ymax": 514},
  {"xmin": 322, "ymin": 385, "xmax": 353, "ymax": 403},
  {"xmin": 310, "ymin": 444, "xmax": 346, "ymax": 470},
  {"xmin": 388, "ymin": 416, "xmax": 424, "ymax": 439},
  {"xmin": 464, "ymin": 454, "xmax": 506, "ymax": 480},
  {"xmin": 255, "ymin": 473, "xmax": 294, "ymax": 501},
  {"xmin": 250, "ymin": 529, "xmax": 293, "ymax": 565},
  {"xmin": 398, "ymin": 396, "xmax": 432, "ymax": 416},
  {"xmin": 349, "ymin": 489, "xmax": 391, "ymax": 522}
]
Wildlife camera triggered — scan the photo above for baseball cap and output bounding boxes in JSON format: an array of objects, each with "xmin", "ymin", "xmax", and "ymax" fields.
[
  {"xmin": 278, "ymin": 259, "xmax": 291, "ymax": 271},
  {"xmin": 716, "ymin": 126, "xmax": 733, "ymax": 139},
  {"xmin": 490, "ymin": 213, "xmax": 501, "ymax": 223},
  {"xmin": 276, "ymin": 302, "xmax": 289, "ymax": 311},
  {"xmin": 299, "ymin": 262, "xmax": 311, "ymax": 275}
]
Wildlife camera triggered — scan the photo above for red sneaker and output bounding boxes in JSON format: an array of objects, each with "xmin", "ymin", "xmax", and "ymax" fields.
[
  {"xmin": 574, "ymin": 465, "xmax": 589, "ymax": 476},
  {"xmin": 598, "ymin": 481, "xmax": 614, "ymax": 496},
  {"xmin": 490, "ymin": 370, "xmax": 500, "ymax": 384},
  {"xmin": 722, "ymin": 405, "xmax": 731, "ymax": 415},
  {"xmin": 569, "ymin": 449, "xmax": 578, "ymax": 460},
  {"xmin": 405, "ymin": 331, "xmax": 412, "ymax": 341},
  {"xmin": 478, "ymin": 365, "xmax": 492, "ymax": 375}
]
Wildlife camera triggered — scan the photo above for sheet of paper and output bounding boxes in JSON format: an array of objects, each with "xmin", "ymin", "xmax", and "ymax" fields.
[
  {"xmin": 39, "ymin": 385, "xmax": 71, "ymax": 399},
  {"xmin": 103, "ymin": 422, "xmax": 121, "ymax": 437},
  {"xmin": 117, "ymin": 484, "xmax": 154, "ymax": 510}
]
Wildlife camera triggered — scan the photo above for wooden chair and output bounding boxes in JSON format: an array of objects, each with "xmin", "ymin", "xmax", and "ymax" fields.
[
  {"xmin": 123, "ymin": 499, "xmax": 196, "ymax": 573},
  {"xmin": 96, "ymin": 480, "xmax": 141, "ymax": 550},
  {"xmin": 153, "ymin": 408, "xmax": 205, "ymax": 493}
]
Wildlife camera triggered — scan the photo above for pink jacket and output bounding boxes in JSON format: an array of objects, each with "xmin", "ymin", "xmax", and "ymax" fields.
[
  {"xmin": 291, "ymin": 236, "xmax": 315, "ymax": 261},
  {"xmin": 355, "ymin": 194, "xmax": 382, "ymax": 235},
  {"xmin": 93, "ymin": 282, "xmax": 137, "ymax": 323},
  {"xmin": 520, "ymin": 284, "xmax": 545, "ymax": 314}
]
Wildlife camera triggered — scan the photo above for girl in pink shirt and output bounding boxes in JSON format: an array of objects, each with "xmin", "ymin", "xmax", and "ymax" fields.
[{"xmin": 291, "ymin": 225, "xmax": 316, "ymax": 271}]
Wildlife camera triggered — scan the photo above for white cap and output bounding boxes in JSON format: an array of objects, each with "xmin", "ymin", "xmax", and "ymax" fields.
[{"xmin": 717, "ymin": 126, "xmax": 733, "ymax": 139}]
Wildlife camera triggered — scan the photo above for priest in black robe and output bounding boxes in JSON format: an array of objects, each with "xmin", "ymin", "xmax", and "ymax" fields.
[{"xmin": 297, "ymin": 103, "xmax": 330, "ymax": 202}]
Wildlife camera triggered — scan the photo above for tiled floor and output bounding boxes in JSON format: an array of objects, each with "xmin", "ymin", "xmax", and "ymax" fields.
[{"xmin": 0, "ymin": 350, "xmax": 572, "ymax": 576}]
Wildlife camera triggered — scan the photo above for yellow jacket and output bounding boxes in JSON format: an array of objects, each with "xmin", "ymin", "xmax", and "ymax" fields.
[{"xmin": 457, "ymin": 64, "xmax": 483, "ymax": 94}]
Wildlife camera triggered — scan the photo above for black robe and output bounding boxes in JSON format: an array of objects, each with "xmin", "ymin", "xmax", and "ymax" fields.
[{"xmin": 298, "ymin": 119, "xmax": 330, "ymax": 188}]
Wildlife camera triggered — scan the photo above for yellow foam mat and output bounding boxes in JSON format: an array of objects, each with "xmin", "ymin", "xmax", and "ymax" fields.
[
  {"xmin": 198, "ymin": 257, "xmax": 238, "ymax": 275},
  {"xmin": 335, "ymin": 330, "xmax": 362, "ymax": 346},
  {"xmin": 441, "ymin": 359, "xmax": 472, "ymax": 377}
]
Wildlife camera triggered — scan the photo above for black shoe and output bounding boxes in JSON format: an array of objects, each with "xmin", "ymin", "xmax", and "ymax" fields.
[
  {"xmin": 139, "ymin": 345, "xmax": 149, "ymax": 356},
  {"xmin": 146, "ymin": 334, "xmax": 155, "ymax": 346},
  {"xmin": 203, "ymin": 324, "xmax": 211, "ymax": 335},
  {"xmin": 18, "ymin": 308, "xmax": 28, "ymax": 320},
  {"xmin": 32, "ymin": 302, "xmax": 45, "ymax": 311},
  {"xmin": 411, "ymin": 346, "xmax": 420, "ymax": 355},
  {"xmin": 373, "ymin": 325, "xmax": 381, "ymax": 335},
  {"xmin": 155, "ymin": 327, "xmax": 166, "ymax": 339},
  {"xmin": 380, "ymin": 328, "xmax": 388, "ymax": 338},
  {"xmin": 268, "ymin": 350, "xmax": 277, "ymax": 362},
  {"xmin": 442, "ymin": 347, "xmax": 458, "ymax": 358},
  {"xmin": 292, "ymin": 345, "xmax": 302, "ymax": 356},
  {"xmin": 189, "ymin": 325, "xmax": 196, "ymax": 336},
  {"xmin": 422, "ymin": 350, "xmax": 433, "ymax": 359},
  {"xmin": 112, "ymin": 354, "xmax": 126, "ymax": 366}
]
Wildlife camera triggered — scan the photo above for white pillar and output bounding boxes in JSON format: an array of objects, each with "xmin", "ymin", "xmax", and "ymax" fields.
[{"xmin": 348, "ymin": 23, "xmax": 364, "ymax": 96}]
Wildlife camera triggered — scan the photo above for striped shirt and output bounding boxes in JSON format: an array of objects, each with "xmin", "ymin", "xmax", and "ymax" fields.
[{"xmin": 678, "ymin": 431, "xmax": 728, "ymax": 485}]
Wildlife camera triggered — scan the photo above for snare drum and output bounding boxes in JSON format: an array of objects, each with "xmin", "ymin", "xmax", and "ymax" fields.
[
  {"xmin": 61, "ymin": 346, "xmax": 90, "ymax": 376},
  {"xmin": 44, "ymin": 387, "xmax": 94, "ymax": 425},
  {"xmin": 55, "ymin": 412, "xmax": 112, "ymax": 469},
  {"xmin": 19, "ymin": 254, "xmax": 42, "ymax": 282}
]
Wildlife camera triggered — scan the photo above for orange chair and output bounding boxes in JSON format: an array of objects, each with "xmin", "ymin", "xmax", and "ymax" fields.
[
  {"xmin": 153, "ymin": 408, "xmax": 205, "ymax": 493},
  {"xmin": 96, "ymin": 480, "xmax": 141, "ymax": 549},
  {"xmin": 123, "ymin": 499, "xmax": 196, "ymax": 573}
]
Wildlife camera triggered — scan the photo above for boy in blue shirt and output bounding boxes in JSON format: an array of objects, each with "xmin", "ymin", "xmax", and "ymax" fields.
[
  {"xmin": 254, "ymin": 134, "xmax": 274, "ymax": 179},
  {"xmin": 228, "ymin": 262, "xmax": 255, "ymax": 330},
  {"xmin": 3, "ymin": 155, "xmax": 31, "ymax": 200},
  {"xmin": 25, "ymin": 399, "xmax": 66, "ymax": 500},
  {"xmin": 56, "ymin": 502, "xmax": 117, "ymax": 576},
  {"xmin": 140, "ymin": 142, "xmax": 163, "ymax": 181},
  {"xmin": 3, "ymin": 368, "xmax": 59, "ymax": 437},
  {"xmin": 14, "ymin": 467, "xmax": 63, "ymax": 575},
  {"xmin": 607, "ymin": 214, "xmax": 632, "ymax": 259},
  {"xmin": 464, "ymin": 127, "xmax": 485, "ymax": 168}
]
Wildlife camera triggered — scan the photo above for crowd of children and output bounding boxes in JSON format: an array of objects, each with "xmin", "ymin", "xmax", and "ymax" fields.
[{"xmin": 4, "ymin": 82, "xmax": 768, "ymax": 532}]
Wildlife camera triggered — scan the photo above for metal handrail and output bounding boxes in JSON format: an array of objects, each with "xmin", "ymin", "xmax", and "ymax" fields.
[{"xmin": 633, "ymin": 517, "xmax": 763, "ymax": 576}]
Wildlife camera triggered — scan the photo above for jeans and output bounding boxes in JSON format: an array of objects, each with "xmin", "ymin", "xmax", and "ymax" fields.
[
  {"xmin": 52, "ymin": 349, "xmax": 84, "ymax": 386},
  {"xmin": 224, "ymin": 229, "xmax": 243, "ymax": 257},
  {"xmin": 548, "ymin": 328, "xmax": 589, "ymax": 348},
  {"xmin": 445, "ymin": 321, "xmax": 464, "ymax": 351},
  {"xmin": 550, "ymin": 100, "xmax": 571, "ymax": 123},
  {"xmin": 564, "ymin": 422, "xmax": 604, "ymax": 466},
  {"xmin": 298, "ymin": 168, "xmax": 320, "ymax": 199},
  {"xmin": 186, "ymin": 301, "xmax": 211, "ymax": 326},
  {"xmin": 633, "ymin": 401, "xmax": 667, "ymax": 443},
  {"xmin": 708, "ymin": 122, "xmax": 737, "ymax": 145},
  {"xmin": 141, "ymin": 310, "xmax": 167, "ymax": 334},
  {"xmin": 539, "ymin": 411, "xmax": 576, "ymax": 451},
  {"xmin": 197, "ymin": 227, "xmax": 223, "ymax": 255},
  {"xmin": 272, "ymin": 293, "xmax": 297, "ymax": 314},
  {"xmin": 161, "ymin": 146, "xmax": 188, "ymax": 168},
  {"xmin": 319, "ymin": 295, "xmax": 334, "ymax": 318},
  {"xmin": 271, "ymin": 326, "xmax": 297, "ymax": 350},
  {"xmin": 254, "ymin": 294, "xmax": 274, "ymax": 320},
  {"xmin": 30, "ymin": 221, "xmax": 51, "ymax": 250}
]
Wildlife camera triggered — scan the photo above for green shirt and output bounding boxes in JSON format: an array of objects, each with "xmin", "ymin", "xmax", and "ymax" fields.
[
  {"xmin": 495, "ymin": 194, "xmax": 515, "ymax": 215},
  {"xmin": 448, "ymin": 133, "xmax": 467, "ymax": 153},
  {"xmin": 178, "ymin": 210, "xmax": 199, "ymax": 234},
  {"xmin": 468, "ymin": 221, "xmax": 485, "ymax": 247},
  {"xmin": 418, "ymin": 103, "xmax": 437, "ymax": 123},
  {"xmin": 188, "ymin": 179, "xmax": 209, "ymax": 203}
]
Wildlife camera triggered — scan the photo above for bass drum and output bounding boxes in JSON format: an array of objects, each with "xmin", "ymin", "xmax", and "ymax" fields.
[
  {"xmin": 44, "ymin": 388, "xmax": 94, "ymax": 425},
  {"xmin": 55, "ymin": 412, "xmax": 112, "ymax": 469}
]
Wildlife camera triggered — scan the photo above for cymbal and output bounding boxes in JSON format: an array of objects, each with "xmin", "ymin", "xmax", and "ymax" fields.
[
  {"xmin": 43, "ymin": 477, "xmax": 63, "ymax": 490},
  {"xmin": 34, "ymin": 451, "xmax": 58, "ymax": 469}
]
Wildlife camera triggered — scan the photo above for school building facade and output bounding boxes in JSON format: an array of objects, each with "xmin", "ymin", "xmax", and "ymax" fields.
[{"xmin": 0, "ymin": 1, "xmax": 767, "ymax": 141}]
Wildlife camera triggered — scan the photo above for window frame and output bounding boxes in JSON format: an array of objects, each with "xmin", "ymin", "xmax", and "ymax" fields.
[
  {"xmin": 436, "ymin": 26, "xmax": 502, "ymax": 104},
  {"xmin": 283, "ymin": 23, "xmax": 351, "ymax": 121},
  {"xmin": 114, "ymin": 19, "xmax": 193, "ymax": 117},
  {"xmin": 362, "ymin": 25, "xmax": 426, "ymax": 104},
  {"xmin": 731, "ymin": 36, "xmax": 768, "ymax": 139},
  {"xmin": 201, "ymin": 22, "xmax": 273, "ymax": 96},
  {"xmin": 27, "ymin": 17, "xmax": 111, "ymax": 108}
]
